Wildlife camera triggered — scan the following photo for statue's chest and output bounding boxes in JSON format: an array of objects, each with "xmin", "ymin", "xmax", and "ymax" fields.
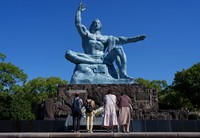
[{"xmin": 89, "ymin": 40, "xmax": 104, "ymax": 51}]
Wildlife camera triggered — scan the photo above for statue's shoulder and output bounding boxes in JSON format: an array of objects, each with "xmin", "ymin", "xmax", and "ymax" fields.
[{"xmin": 100, "ymin": 35, "xmax": 109, "ymax": 39}]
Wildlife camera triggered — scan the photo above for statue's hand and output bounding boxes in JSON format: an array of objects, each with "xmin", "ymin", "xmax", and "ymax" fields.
[
  {"xmin": 129, "ymin": 34, "xmax": 146, "ymax": 42},
  {"xmin": 78, "ymin": 1, "xmax": 86, "ymax": 12},
  {"xmin": 138, "ymin": 35, "xmax": 146, "ymax": 40}
]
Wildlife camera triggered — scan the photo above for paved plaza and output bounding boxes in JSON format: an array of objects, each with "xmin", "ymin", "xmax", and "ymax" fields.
[{"xmin": 0, "ymin": 132, "xmax": 200, "ymax": 138}]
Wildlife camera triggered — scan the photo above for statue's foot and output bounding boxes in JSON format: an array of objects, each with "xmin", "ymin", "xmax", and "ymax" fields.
[
  {"xmin": 120, "ymin": 74, "xmax": 134, "ymax": 80},
  {"xmin": 103, "ymin": 60, "xmax": 112, "ymax": 66},
  {"xmin": 95, "ymin": 59, "xmax": 104, "ymax": 64}
]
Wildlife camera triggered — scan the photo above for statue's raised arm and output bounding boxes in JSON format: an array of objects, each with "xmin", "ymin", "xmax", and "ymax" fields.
[{"xmin": 75, "ymin": 1, "xmax": 87, "ymax": 38}]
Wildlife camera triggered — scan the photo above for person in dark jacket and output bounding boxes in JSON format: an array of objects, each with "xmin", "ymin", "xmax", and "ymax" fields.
[{"xmin": 72, "ymin": 92, "xmax": 83, "ymax": 133}]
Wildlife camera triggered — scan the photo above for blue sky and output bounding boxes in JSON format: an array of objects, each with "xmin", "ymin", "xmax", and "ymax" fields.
[{"xmin": 0, "ymin": 0, "xmax": 200, "ymax": 85}]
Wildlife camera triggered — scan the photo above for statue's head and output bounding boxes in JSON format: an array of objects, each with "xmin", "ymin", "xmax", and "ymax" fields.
[{"xmin": 89, "ymin": 19, "xmax": 102, "ymax": 33}]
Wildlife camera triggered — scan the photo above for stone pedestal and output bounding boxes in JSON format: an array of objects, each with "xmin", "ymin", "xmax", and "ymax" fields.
[{"xmin": 40, "ymin": 84, "xmax": 188, "ymax": 120}]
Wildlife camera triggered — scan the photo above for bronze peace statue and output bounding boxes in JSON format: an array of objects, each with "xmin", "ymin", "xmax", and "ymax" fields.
[{"xmin": 65, "ymin": 2, "xmax": 146, "ymax": 84}]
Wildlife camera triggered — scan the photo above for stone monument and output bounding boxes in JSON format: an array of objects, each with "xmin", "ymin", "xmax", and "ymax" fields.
[
  {"xmin": 65, "ymin": 1, "xmax": 146, "ymax": 84},
  {"xmin": 39, "ymin": 2, "xmax": 188, "ymax": 121}
]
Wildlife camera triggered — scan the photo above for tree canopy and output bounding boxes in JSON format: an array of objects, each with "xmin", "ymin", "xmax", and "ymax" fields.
[
  {"xmin": 0, "ymin": 52, "xmax": 6, "ymax": 61},
  {"xmin": 0, "ymin": 52, "xmax": 68, "ymax": 120},
  {"xmin": 0, "ymin": 62, "xmax": 27, "ymax": 92},
  {"xmin": 172, "ymin": 62, "xmax": 200, "ymax": 108}
]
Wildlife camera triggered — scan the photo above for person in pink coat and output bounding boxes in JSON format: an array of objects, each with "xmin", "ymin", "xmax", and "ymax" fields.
[{"xmin": 103, "ymin": 90, "xmax": 118, "ymax": 132}]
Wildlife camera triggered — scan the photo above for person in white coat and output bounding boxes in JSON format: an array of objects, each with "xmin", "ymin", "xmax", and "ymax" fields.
[{"xmin": 103, "ymin": 90, "xmax": 118, "ymax": 132}]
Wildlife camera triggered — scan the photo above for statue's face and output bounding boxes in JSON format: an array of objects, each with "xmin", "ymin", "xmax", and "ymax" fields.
[{"xmin": 89, "ymin": 19, "xmax": 102, "ymax": 33}]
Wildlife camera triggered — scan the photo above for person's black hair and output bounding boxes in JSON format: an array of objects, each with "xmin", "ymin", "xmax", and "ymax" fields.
[
  {"xmin": 75, "ymin": 92, "xmax": 79, "ymax": 97},
  {"xmin": 87, "ymin": 94, "xmax": 92, "ymax": 99},
  {"xmin": 121, "ymin": 92, "xmax": 124, "ymax": 95},
  {"xmin": 107, "ymin": 90, "xmax": 112, "ymax": 94}
]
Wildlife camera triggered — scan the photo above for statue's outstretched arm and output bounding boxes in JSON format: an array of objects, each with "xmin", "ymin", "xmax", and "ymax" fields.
[
  {"xmin": 75, "ymin": 1, "xmax": 87, "ymax": 37},
  {"xmin": 116, "ymin": 34, "xmax": 146, "ymax": 45}
]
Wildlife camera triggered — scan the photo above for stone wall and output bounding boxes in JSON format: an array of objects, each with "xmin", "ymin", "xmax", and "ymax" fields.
[
  {"xmin": 41, "ymin": 84, "xmax": 188, "ymax": 120},
  {"xmin": 59, "ymin": 84, "xmax": 158, "ymax": 110}
]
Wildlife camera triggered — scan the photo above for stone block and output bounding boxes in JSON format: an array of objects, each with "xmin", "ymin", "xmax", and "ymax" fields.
[{"xmin": 70, "ymin": 64, "xmax": 134, "ymax": 84}]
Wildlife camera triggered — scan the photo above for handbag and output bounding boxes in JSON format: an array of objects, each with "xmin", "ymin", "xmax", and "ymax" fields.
[
  {"xmin": 115, "ymin": 104, "xmax": 119, "ymax": 112},
  {"xmin": 109, "ymin": 95, "xmax": 119, "ymax": 112},
  {"xmin": 129, "ymin": 104, "xmax": 133, "ymax": 110}
]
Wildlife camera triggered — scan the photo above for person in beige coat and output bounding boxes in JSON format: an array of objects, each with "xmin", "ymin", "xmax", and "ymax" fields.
[{"xmin": 117, "ymin": 92, "xmax": 132, "ymax": 133}]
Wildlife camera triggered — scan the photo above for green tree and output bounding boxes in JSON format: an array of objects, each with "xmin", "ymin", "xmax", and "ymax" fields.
[
  {"xmin": 172, "ymin": 62, "xmax": 200, "ymax": 108},
  {"xmin": 0, "ymin": 92, "xmax": 12, "ymax": 119},
  {"xmin": 0, "ymin": 62, "xmax": 27, "ymax": 92},
  {"xmin": 9, "ymin": 93, "xmax": 35, "ymax": 120},
  {"xmin": 158, "ymin": 86, "xmax": 193, "ymax": 110},
  {"xmin": 24, "ymin": 77, "xmax": 67, "ymax": 103},
  {"xmin": 0, "ymin": 52, "xmax": 6, "ymax": 61},
  {"xmin": 23, "ymin": 77, "xmax": 68, "ymax": 119},
  {"xmin": 0, "ymin": 53, "xmax": 37, "ymax": 120},
  {"xmin": 0, "ymin": 53, "xmax": 68, "ymax": 120},
  {"xmin": 7, "ymin": 84, "xmax": 35, "ymax": 120},
  {"xmin": 134, "ymin": 78, "xmax": 168, "ymax": 92}
]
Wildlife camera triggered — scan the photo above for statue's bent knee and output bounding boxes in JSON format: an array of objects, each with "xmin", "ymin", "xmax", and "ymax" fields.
[
  {"xmin": 65, "ymin": 50, "xmax": 74, "ymax": 62},
  {"xmin": 65, "ymin": 50, "xmax": 73, "ymax": 57}
]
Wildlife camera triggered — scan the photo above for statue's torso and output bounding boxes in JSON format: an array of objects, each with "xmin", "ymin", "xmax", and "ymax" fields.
[{"xmin": 82, "ymin": 33, "xmax": 108, "ymax": 57}]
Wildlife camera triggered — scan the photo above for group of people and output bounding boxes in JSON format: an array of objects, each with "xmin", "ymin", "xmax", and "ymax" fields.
[
  {"xmin": 71, "ymin": 91, "xmax": 132, "ymax": 133},
  {"xmin": 71, "ymin": 92, "xmax": 95, "ymax": 133}
]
